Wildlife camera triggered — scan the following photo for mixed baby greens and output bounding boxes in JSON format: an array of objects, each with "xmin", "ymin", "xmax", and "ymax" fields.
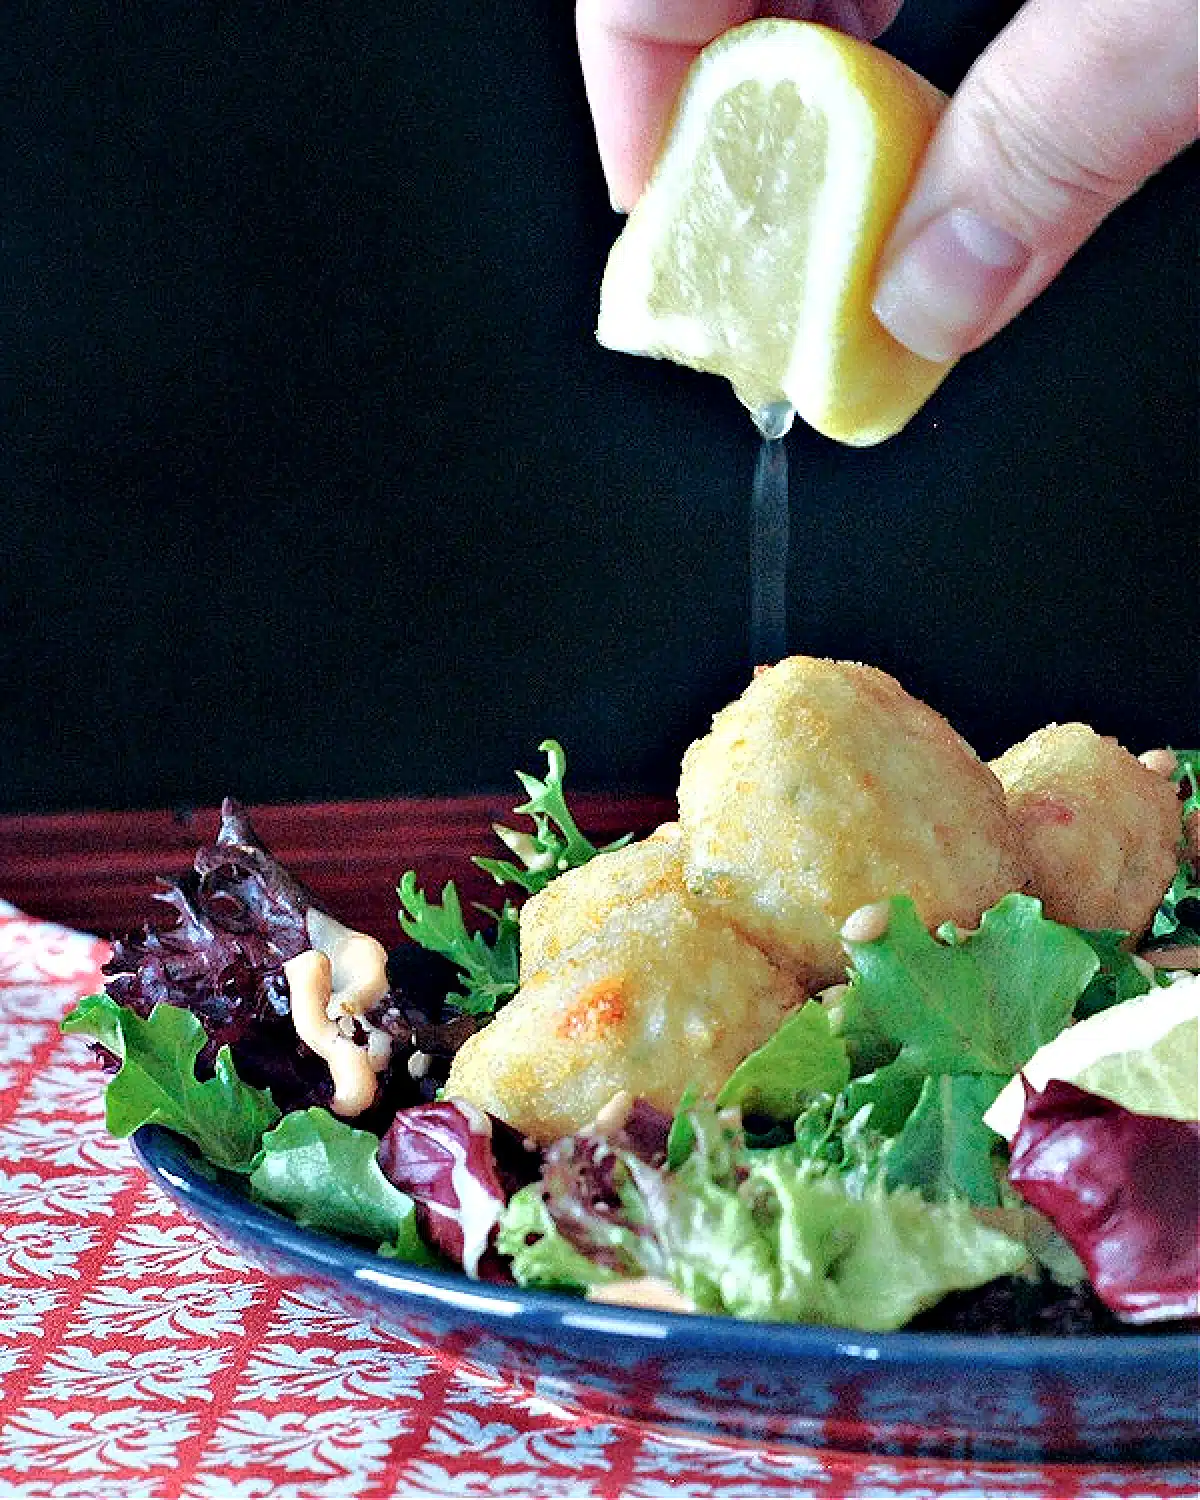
[
  {"xmin": 395, "ymin": 740, "xmax": 631, "ymax": 1016},
  {"xmin": 62, "ymin": 743, "xmax": 1200, "ymax": 1334}
]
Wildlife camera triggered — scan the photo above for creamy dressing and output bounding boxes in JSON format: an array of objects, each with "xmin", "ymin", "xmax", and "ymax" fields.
[
  {"xmin": 283, "ymin": 908, "xmax": 395, "ymax": 1117},
  {"xmin": 306, "ymin": 908, "xmax": 390, "ymax": 1018},
  {"xmin": 283, "ymin": 949, "xmax": 379, "ymax": 1116},
  {"xmin": 587, "ymin": 1277, "xmax": 696, "ymax": 1313}
]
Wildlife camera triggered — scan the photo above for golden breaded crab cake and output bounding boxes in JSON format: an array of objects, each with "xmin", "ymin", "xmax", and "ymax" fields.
[
  {"xmin": 676, "ymin": 656, "xmax": 1026, "ymax": 985},
  {"xmin": 445, "ymin": 881, "xmax": 802, "ymax": 1142},
  {"xmin": 518, "ymin": 822, "xmax": 683, "ymax": 984},
  {"xmin": 991, "ymin": 722, "xmax": 1182, "ymax": 937}
]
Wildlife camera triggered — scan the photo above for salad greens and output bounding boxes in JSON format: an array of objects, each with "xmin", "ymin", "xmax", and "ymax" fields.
[
  {"xmin": 827, "ymin": 894, "xmax": 1098, "ymax": 1207},
  {"xmin": 250, "ymin": 1108, "xmax": 437, "ymax": 1264},
  {"xmin": 62, "ymin": 992, "xmax": 279, "ymax": 1173},
  {"xmin": 715, "ymin": 1001, "xmax": 850, "ymax": 1119},
  {"xmin": 60, "ymin": 740, "xmax": 1200, "ymax": 1333},
  {"xmin": 499, "ymin": 1099, "xmax": 1026, "ymax": 1330},
  {"xmin": 395, "ymin": 874, "xmax": 520, "ymax": 1017},
  {"xmin": 397, "ymin": 740, "xmax": 627, "ymax": 1015},
  {"xmin": 1151, "ymin": 749, "xmax": 1199, "ymax": 946},
  {"xmin": 473, "ymin": 739, "xmax": 633, "ymax": 896}
]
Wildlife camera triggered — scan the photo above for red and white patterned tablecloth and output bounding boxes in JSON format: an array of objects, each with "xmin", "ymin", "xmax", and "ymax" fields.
[{"xmin": 1, "ymin": 896, "xmax": 1196, "ymax": 1500}]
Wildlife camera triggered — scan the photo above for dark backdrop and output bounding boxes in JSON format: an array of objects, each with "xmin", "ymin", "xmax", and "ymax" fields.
[{"xmin": 2, "ymin": 2, "xmax": 1196, "ymax": 813}]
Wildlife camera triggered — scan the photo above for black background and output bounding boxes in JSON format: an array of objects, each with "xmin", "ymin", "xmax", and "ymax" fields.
[{"xmin": 2, "ymin": 2, "xmax": 1196, "ymax": 814}]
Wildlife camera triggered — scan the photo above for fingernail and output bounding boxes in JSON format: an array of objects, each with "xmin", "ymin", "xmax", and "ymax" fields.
[
  {"xmin": 812, "ymin": 1, "xmax": 868, "ymax": 39},
  {"xmin": 872, "ymin": 207, "xmax": 1029, "ymax": 362}
]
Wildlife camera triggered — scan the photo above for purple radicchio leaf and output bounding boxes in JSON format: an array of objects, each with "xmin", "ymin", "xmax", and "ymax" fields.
[
  {"xmin": 1007, "ymin": 1078, "xmax": 1200, "ymax": 1325},
  {"xmin": 377, "ymin": 1100, "xmax": 541, "ymax": 1281}
]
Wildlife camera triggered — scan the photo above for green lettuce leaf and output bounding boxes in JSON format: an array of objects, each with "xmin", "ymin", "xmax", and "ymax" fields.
[
  {"xmin": 1074, "ymin": 929, "xmax": 1160, "ymax": 1020},
  {"xmin": 250, "ymin": 1107, "xmax": 437, "ymax": 1263},
  {"xmin": 884, "ymin": 1073, "xmax": 1009, "ymax": 1205},
  {"xmin": 62, "ymin": 993, "xmax": 278, "ymax": 1172},
  {"xmin": 716, "ymin": 1002, "xmax": 850, "ymax": 1120},
  {"xmin": 626, "ymin": 1106, "xmax": 1026, "ymax": 1329},
  {"xmin": 839, "ymin": 894, "xmax": 1097, "ymax": 1078},
  {"xmin": 1150, "ymin": 749, "xmax": 1199, "ymax": 945},
  {"xmin": 789, "ymin": 897, "xmax": 1100, "ymax": 1206},
  {"xmin": 1151, "ymin": 861, "xmax": 1200, "ymax": 947},
  {"xmin": 752, "ymin": 1162, "xmax": 1027, "ymax": 1330},
  {"xmin": 841, "ymin": 1056, "xmax": 925, "ymax": 1136},
  {"xmin": 789, "ymin": 1093, "xmax": 888, "ymax": 1193},
  {"xmin": 497, "ymin": 1183, "xmax": 623, "ymax": 1292},
  {"xmin": 510, "ymin": 1102, "xmax": 1025, "ymax": 1330}
]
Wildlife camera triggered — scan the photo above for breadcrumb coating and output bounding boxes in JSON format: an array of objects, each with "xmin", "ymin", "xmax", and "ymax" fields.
[
  {"xmin": 991, "ymin": 722, "xmax": 1181, "ymax": 937},
  {"xmin": 446, "ymin": 873, "xmax": 802, "ymax": 1141},
  {"xmin": 676, "ymin": 656, "xmax": 1026, "ymax": 985}
]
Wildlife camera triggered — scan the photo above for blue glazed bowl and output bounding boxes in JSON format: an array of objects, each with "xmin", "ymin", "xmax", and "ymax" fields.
[{"xmin": 132, "ymin": 1125, "xmax": 1199, "ymax": 1461}]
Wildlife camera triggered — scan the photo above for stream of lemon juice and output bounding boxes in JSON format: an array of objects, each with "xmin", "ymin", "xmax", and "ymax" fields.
[{"xmin": 749, "ymin": 400, "xmax": 793, "ymax": 666}]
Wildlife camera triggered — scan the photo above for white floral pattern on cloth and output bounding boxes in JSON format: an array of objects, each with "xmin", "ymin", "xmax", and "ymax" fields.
[{"xmin": 0, "ymin": 902, "xmax": 1196, "ymax": 1500}]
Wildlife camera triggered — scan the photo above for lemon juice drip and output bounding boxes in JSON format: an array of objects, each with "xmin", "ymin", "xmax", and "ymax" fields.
[{"xmin": 750, "ymin": 434, "xmax": 789, "ymax": 666}]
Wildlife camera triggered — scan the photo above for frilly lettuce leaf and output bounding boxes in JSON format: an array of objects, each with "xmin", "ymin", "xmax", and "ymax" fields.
[
  {"xmin": 501, "ymin": 1102, "xmax": 1026, "ymax": 1329},
  {"xmin": 496, "ymin": 1183, "xmax": 622, "ymax": 1292}
]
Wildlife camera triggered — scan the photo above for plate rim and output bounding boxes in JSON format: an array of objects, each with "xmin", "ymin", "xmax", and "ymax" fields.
[{"xmin": 131, "ymin": 1123, "xmax": 1199, "ymax": 1374}]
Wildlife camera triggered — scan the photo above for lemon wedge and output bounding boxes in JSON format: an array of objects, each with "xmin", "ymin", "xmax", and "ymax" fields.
[
  {"xmin": 984, "ymin": 975, "xmax": 1200, "ymax": 1142},
  {"xmin": 596, "ymin": 19, "xmax": 952, "ymax": 446}
]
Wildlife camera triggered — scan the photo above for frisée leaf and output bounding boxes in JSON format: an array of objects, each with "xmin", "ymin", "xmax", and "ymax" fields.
[
  {"xmin": 395, "ymin": 874, "xmax": 520, "ymax": 1016},
  {"xmin": 474, "ymin": 739, "xmax": 633, "ymax": 896},
  {"xmin": 396, "ymin": 740, "xmax": 631, "ymax": 1015},
  {"xmin": 249, "ymin": 1107, "xmax": 437, "ymax": 1263},
  {"xmin": 62, "ymin": 992, "xmax": 279, "ymax": 1172}
]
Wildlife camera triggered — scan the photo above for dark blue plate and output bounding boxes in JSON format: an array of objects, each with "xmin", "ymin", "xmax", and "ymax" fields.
[{"xmin": 132, "ymin": 1125, "xmax": 1198, "ymax": 1461}]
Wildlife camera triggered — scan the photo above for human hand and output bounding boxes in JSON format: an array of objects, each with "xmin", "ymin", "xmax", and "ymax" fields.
[
  {"xmin": 576, "ymin": 4, "xmax": 905, "ymax": 212},
  {"xmin": 577, "ymin": 0, "xmax": 1197, "ymax": 362}
]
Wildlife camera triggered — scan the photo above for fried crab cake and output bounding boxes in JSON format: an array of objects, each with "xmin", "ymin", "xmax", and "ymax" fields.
[
  {"xmin": 990, "ymin": 722, "xmax": 1182, "ymax": 937},
  {"xmin": 445, "ymin": 882, "xmax": 802, "ymax": 1142},
  {"xmin": 518, "ymin": 822, "xmax": 683, "ymax": 984},
  {"xmin": 676, "ymin": 656, "xmax": 1026, "ymax": 985}
]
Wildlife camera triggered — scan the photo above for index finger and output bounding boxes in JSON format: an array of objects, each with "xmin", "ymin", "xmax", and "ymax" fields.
[
  {"xmin": 576, "ymin": 1, "xmax": 762, "ymax": 211},
  {"xmin": 576, "ymin": 2, "xmax": 905, "ymax": 210}
]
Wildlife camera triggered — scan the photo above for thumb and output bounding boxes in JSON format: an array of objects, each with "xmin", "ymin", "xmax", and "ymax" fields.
[{"xmin": 872, "ymin": 0, "xmax": 1198, "ymax": 362}]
